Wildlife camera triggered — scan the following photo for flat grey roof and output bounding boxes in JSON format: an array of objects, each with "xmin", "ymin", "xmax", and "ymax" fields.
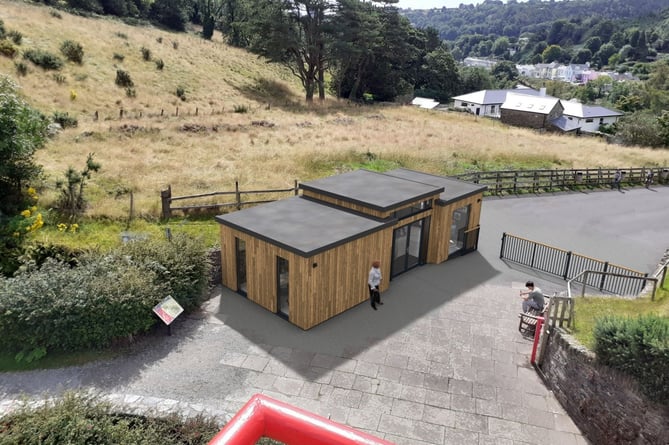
[
  {"xmin": 215, "ymin": 196, "xmax": 392, "ymax": 257},
  {"xmin": 383, "ymin": 168, "xmax": 488, "ymax": 205},
  {"xmin": 299, "ymin": 169, "xmax": 444, "ymax": 212}
]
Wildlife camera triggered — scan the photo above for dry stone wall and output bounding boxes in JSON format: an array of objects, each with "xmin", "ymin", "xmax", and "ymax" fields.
[{"xmin": 540, "ymin": 329, "xmax": 669, "ymax": 445}]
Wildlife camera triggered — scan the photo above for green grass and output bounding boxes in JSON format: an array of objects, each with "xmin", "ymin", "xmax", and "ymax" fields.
[
  {"xmin": 31, "ymin": 216, "xmax": 220, "ymax": 251},
  {"xmin": 572, "ymin": 278, "xmax": 669, "ymax": 349}
]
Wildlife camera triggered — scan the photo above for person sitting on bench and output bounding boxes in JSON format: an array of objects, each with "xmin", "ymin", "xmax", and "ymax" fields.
[{"xmin": 520, "ymin": 280, "xmax": 544, "ymax": 313}]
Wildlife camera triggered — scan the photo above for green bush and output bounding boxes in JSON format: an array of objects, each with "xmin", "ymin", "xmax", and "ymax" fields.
[
  {"xmin": 0, "ymin": 234, "xmax": 210, "ymax": 359},
  {"xmin": 141, "ymin": 46, "xmax": 151, "ymax": 61},
  {"xmin": 60, "ymin": 39, "xmax": 84, "ymax": 64},
  {"xmin": 176, "ymin": 85, "xmax": 186, "ymax": 101},
  {"xmin": 593, "ymin": 314, "xmax": 669, "ymax": 403},
  {"xmin": 113, "ymin": 52, "xmax": 125, "ymax": 61},
  {"xmin": 0, "ymin": 40, "xmax": 18, "ymax": 58},
  {"xmin": 0, "ymin": 256, "xmax": 165, "ymax": 357},
  {"xmin": 117, "ymin": 233, "xmax": 211, "ymax": 312},
  {"xmin": 52, "ymin": 111, "xmax": 78, "ymax": 128},
  {"xmin": 52, "ymin": 73, "xmax": 66, "ymax": 84},
  {"xmin": 23, "ymin": 49, "xmax": 64, "ymax": 70},
  {"xmin": 7, "ymin": 30, "xmax": 22, "ymax": 45},
  {"xmin": 233, "ymin": 104, "xmax": 248, "ymax": 113},
  {"xmin": 0, "ymin": 19, "xmax": 5, "ymax": 39},
  {"xmin": 0, "ymin": 392, "xmax": 220, "ymax": 445},
  {"xmin": 115, "ymin": 69, "xmax": 134, "ymax": 87},
  {"xmin": 155, "ymin": 58, "xmax": 164, "ymax": 70}
]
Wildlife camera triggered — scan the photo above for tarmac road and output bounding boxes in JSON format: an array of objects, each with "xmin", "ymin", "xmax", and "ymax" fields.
[{"xmin": 0, "ymin": 184, "xmax": 667, "ymax": 444}]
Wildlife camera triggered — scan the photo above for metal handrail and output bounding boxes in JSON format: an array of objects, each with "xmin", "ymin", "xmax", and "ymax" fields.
[{"xmin": 567, "ymin": 269, "xmax": 659, "ymax": 301}]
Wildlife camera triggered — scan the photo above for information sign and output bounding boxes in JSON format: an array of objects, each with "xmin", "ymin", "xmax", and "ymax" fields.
[{"xmin": 153, "ymin": 295, "xmax": 184, "ymax": 326}]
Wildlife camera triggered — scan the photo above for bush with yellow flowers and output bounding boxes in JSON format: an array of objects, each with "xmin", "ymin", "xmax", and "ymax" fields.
[{"xmin": 1, "ymin": 187, "xmax": 44, "ymax": 275}]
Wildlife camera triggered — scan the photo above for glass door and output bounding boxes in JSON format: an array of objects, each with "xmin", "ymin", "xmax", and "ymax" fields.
[
  {"xmin": 236, "ymin": 238, "xmax": 247, "ymax": 296},
  {"xmin": 391, "ymin": 218, "xmax": 428, "ymax": 278},
  {"xmin": 276, "ymin": 256, "xmax": 289, "ymax": 319},
  {"xmin": 449, "ymin": 205, "xmax": 471, "ymax": 255}
]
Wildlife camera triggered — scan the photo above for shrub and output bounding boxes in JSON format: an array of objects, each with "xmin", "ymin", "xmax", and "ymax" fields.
[
  {"xmin": 0, "ymin": 40, "xmax": 17, "ymax": 58},
  {"xmin": 117, "ymin": 233, "xmax": 211, "ymax": 312},
  {"xmin": 593, "ymin": 314, "xmax": 669, "ymax": 403},
  {"xmin": 56, "ymin": 153, "xmax": 101, "ymax": 221},
  {"xmin": 49, "ymin": 9, "xmax": 63, "ymax": 19},
  {"xmin": 126, "ymin": 87, "xmax": 136, "ymax": 97},
  {"xmin": 155, "ymin": 58, "xmax": 164, "ymax": 70},
  {"xmin": 8, "ymin": 30, "xmax": 23, "ymax": 45},
  {"xmin": 14, "ymin": 61, "xmax": 27, "ymax": 76},
  {"xmin": 53, "ymin": 73, "xmax": 66, "ymax": 84},
  {"xmin": 112, "ymin": 52, "xmax": 125, "ymax": 61},
  {"xmin": 141, "ymin": 46, "xmax": 151, "ymax": 61},
  {"xmin": 233, "ymin": 104, "xmax": 249, "ymax": 113},
  {"xmin": 52, "ymin": 111, "xmax": 78, "ymax": 128},
  {"xmin": 176, "ymin": 85, "xmax": 186, "ymax": 101},
  {"xmin": 23, "ymin": 49, "xmax": 63, "ymax": 70},
  {"xmin": 0, "ymin": 392, "xmax": 220, "ymax": 445},
  {"xmin": 115, "ymin": 69, "xmax": 134, "ymax": 87},
  {"xmin": 172, "ymin": 40, "xmax": 179, "ymax": 49},
  {"xmin": 0, "ymin": 19, "xmax": 4, "ymax": 39},
  {"xmin": 60, "ymin": 39, "xmax": 84, "ymax": 64},
  {"xmin": 115, "ymin": 31, "xmax": 127, "ymax": 39},
  {"xmin": 0, "ymin": 256, "xmax": 165, "ymax": 357}
]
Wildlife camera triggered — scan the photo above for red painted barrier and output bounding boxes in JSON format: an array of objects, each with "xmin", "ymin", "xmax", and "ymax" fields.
[
  {"xmin": 208, "ymin": 394, "xmax": 394, "ymax": 445},
  {"xmin": 530, "ymin": 316, "xmax": 544, "ymax": 365}
]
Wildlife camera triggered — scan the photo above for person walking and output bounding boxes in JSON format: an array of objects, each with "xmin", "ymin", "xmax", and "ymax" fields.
[
  {"xmin": 612, "ymin": 169, "xmax": 622, "ymax": 191},
  {"xmin": 368, "ymin": 260, "xmax": 383, "ymax": 310},
  {"xmin": 645, "ymin": 170, "xmax": 654, "ymax": 188},
  {"xmin": 520, "ymin": 280, "xmax": 544, "ymax": 314}
]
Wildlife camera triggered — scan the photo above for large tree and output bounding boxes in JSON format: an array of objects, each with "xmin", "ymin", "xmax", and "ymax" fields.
[
  {"xmin": 0, "ymin": 76, "xmax": 47, "ymax": 215},
  {"xmin": 247, "ymin": 0, "xmax": 331, "ymax": 102}
]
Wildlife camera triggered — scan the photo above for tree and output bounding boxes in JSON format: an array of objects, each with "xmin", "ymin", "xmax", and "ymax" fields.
[
  {"xmin": 149, "ymin": 0, "xmax": 192, "ymax": 31},
  {"xmin": 584, "ymin": 36, "xmax": 602, "ymax": 54},
  {"xmin": 197, "ymin": 0, "xmax": 224, "ymax": 40},
  {"xmin": 415, "ymin": 46, "xmax": 459, "ymax": 102},
  {"xmin": 571, "ymin": 48, "xmax": 592, "ymax": 64},
  {"xmin": 491, "ymin": 60, "xmax": 519, "ymax": 88},
  {"xmin": 492, "ymin": 36, "xmax": 509, "ymax": 57},
  {"xmin": 541, "ymin": 44, "xmax": 563, "ymax": 63},
  {"xmin": 0, "ymin": 76, "xmax": 47, "ymax": 215},
  {"xmin": 248, "ymin": 0, "xmax": 330, "ymax": 102},
  {"xmin": 458, "ymin": 66, "xmax": 494, "ymax": 94},
  {"xmin": 594, "ymin": 43, "xmax": 617, "ymax": 68}
]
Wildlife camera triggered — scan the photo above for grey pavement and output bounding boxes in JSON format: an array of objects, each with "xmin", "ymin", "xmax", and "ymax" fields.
[{"xmin": 1, "ymin": 185, "xmax": 667, "ymax": 444}]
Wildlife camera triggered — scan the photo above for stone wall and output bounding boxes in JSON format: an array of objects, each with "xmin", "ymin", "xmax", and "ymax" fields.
[
  {"xmin": 500, "ymin": 109, "xmax": 547, "ymax": 129},
  {"xmin": 539, "ymin": 329, "xmax": 669, "ymax": 444}
]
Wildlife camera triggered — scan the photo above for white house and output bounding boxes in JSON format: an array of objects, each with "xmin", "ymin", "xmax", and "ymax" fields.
[
  {"xmin": 411, "ymin": 97, "xmax": 440, "ymax": 109},
  {"xmin": 559, "ymin": 100, "xmax": 623, "ymax": 133},
  {"xmin": 451, "ymin": 87, "xmax": 546, "ymax": 118}
]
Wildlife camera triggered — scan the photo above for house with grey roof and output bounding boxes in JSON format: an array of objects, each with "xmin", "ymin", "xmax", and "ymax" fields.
[
  {"xmin": 451, "ymin": 87, "xmax": 545, "ymax": 118},
  {"xmin": 558, "ymin": 100, "xmax": 623, "ymax": 133},
  {"xmin": 500, "ymin": 92, "xmax": 563, "ymax": 129}
]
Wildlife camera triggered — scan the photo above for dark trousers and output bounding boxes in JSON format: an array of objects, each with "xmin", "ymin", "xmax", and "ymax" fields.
[{"xmin": 369, "ymin": 285, "xmax": 380, "ymax": 308}]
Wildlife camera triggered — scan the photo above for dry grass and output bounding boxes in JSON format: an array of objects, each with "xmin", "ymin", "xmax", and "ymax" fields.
[{"xmin": 2, "ymin": 0, "xmax": 668, "ymax": 219}]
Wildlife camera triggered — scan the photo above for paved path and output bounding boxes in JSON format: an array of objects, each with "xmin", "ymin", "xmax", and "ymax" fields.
[{"xmin": 1, "ymin": 185, "xmax": 667, "ymax": 444}]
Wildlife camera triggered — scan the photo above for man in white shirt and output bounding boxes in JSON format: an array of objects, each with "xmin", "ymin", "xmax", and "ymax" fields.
[{"xmin": 368, "ymin": 260, "xmax": 383, "ymax": 310}]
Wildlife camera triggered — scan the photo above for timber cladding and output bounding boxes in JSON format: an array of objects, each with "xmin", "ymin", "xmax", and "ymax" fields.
[
  {"xmin": 301, "ymin": 189, "xmax": 386, "ymax": 219},
  {"xmin": 220, "ymin": 225, "xmax": 392, "ymax": 330},
  {"xmin": 427, "ymin": 193, "xmax": 484, "ymax": 264}
]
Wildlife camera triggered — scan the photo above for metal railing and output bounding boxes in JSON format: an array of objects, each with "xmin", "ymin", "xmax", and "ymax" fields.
[{"xmin": 500, "ymin": 233, "xmax": 648, "ymax": 296}]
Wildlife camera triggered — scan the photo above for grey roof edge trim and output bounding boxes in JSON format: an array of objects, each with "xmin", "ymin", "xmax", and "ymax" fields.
[
  {"xmin": 437, "ymin": 188, "xmax": 488, "ymax": 206},
  {"xmin": 299, "ymin": 183, "xmax": 443, "ymax": 213},
  {"xmin": 214, "ymin": 215, "xmax": 395, "ymax": 258}
]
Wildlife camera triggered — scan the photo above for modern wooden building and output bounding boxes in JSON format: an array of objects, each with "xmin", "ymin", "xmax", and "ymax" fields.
[{"xmin": 215, "ymin": 169, "xmax": 487, "ymax": 330}]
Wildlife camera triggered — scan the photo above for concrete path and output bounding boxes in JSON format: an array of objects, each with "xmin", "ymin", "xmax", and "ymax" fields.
[{"xmin": 1, "ymin": 185, "xmax": 667, "ymax": 444}]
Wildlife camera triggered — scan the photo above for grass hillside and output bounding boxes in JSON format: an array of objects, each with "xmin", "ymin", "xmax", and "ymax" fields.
[{"xmin": 1, "ymin": 0, "xmax": 668, "ymax": 221}]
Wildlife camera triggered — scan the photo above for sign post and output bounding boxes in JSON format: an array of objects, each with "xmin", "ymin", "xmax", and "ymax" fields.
[{"xmin": 153, "ymin": 295, "xmax": 184, "ymax": 336}]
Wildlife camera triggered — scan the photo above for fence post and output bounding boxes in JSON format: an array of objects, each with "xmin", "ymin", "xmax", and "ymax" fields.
[
  {"xmin": 513, "ymin": 171, "xmax": 518, "ymax": 194},
  {"xmin": 161, "ymin": 185, "xmax": 172, "ymax": 219},
  {"xmin": 499, "ymin": 232, "xmax": 506, "ymax": 259},
  {"xmin": 599, "ymin": 262, "xmax": 609, "ymax": 291},
  {"xmin": 530, "ymin": 242, "xmax": 537, "ymax": 268},
  {"xmin": 235, "ymin": 181, "xmax": 241, "ymax": 210},
  {"xmin": 294, "ymin": 179, "xmax": 299, "ymax": 195},
  {"xmin": 563, "ymin": 251, "xmax": 572, "ymax": 280}
]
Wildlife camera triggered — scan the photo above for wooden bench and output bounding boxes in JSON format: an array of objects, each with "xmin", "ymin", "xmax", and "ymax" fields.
[{"xmin": 518, "ymin": 295, "xmax": 550, "ymax": 336}]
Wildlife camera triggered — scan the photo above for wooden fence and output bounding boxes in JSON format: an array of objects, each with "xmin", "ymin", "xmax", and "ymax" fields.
[
  {"xmin": 454, "ymin": 166, "xmax": 669, "ymax": 195},
  {"xmin": 160, "ymin": 181, "xmax": 298, "ymax": 219}
]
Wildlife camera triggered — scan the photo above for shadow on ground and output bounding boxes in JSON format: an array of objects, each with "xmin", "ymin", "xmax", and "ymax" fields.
[{"xmin": 212, "ymin": 251, "xmax": 500, "ymax": 378}]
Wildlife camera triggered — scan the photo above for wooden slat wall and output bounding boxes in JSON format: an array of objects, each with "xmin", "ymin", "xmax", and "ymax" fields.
[
  {"xmin": 301, "ymin": 190, "xmax": 387, "ymax": 218},
  {"xmin": 220, "ymin": 224, "xmax": 392, "ymax": 330},
  {"xmin": 427, "ymin": 193, "xmax": 484, "ymax": 264}
]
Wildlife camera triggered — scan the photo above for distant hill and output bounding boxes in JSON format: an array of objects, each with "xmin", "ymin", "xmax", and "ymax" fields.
[{"xmin": 401, "ymin": 0, "xmax": 669, "ymax": 42}]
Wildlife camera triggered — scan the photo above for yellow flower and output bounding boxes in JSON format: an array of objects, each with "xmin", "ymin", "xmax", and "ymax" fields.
[
  {"xmin": 57, "ymin": 223, "xmax": 67, "ymax": 232},
  {"xmin": 20, "ymin": 209, "xmax": 31, "ymax": 218},
  {"xmin": 31, "ymin": 206, "xmax": 37, "ymax": 212},
  {"xmin": 70, "ymin": 90, "xmax": 77, "ymax": 101},
  {"xmin": 70, "ymin": 223, "xmax": 79, "ymax": 233},
  {"xmin": 27, "ymin": 187, "xmax": 36, "ymax": 196},
  {"xmin": 12, "ymin": 232, "xmax": 20, "ymax": 237}
]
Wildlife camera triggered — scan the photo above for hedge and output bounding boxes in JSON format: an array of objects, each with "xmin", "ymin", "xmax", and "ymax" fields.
[
  {"xmin": 0, "ymin": 234, "xmax": 211, "ymax": 360},
  {"xmin": 593, "ymin": 314, "xmax": 669, "ymax": 403}
]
